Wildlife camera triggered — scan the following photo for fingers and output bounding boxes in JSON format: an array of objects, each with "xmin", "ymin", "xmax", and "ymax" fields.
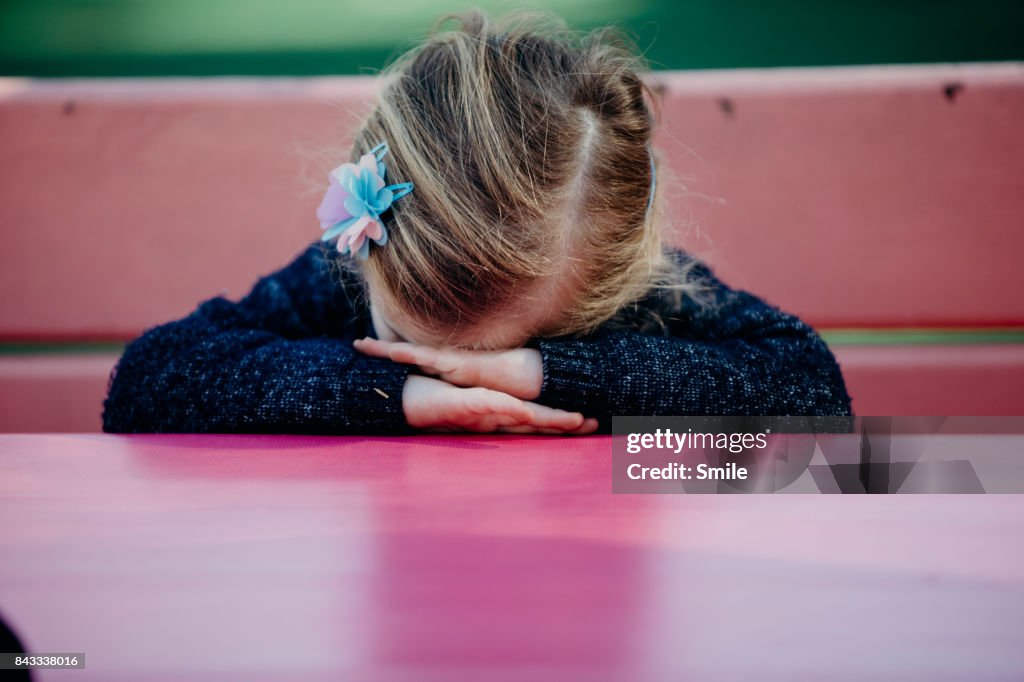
[
  {"xmin": 402, "ymin": 372, "xmax": 598, "ymax": 436},
  {"xmin": 496, "ymin": 425, "xmax": 573, "ymax": 435},
  {"xmin": 459, "ymin": 387, "xmax": 533, "ymax": 425},
  {"xmin": 473, "ymin": 398, "xmax": 583, "ymax": 432},
  {"xmin": 354, "ymin": 337, "xmax": 454, "ymax": 370},
  {"xmin": 573, "ymin": 418, "xmax": 601, "ymax": 435},
  {"xmin": 354, "ymin": 338, "xmax": 433, "ymax": 367},
  {"xmin": 521, "ymin": 401, "xmax": 586, "ymax": 431},
  {"xmin": 437, "ymin": 386, "xmax": 598, "ymax": 435},
  {"xmin": 354, "ymin": 337, "xmax": 470, "ymax": 381},
  {"xmin": 357, "ymin": 338, "xmax": 532, "ymax": 400},
  {"xmin": 496, "ymin": 418, "xmax": 600, "ymax": 435},
  {"xmin": 428, "ymin": 419, "xmax": 599, "ymax": 435},
  {"xmin": 491, "ymin": 406, "xmax": 597, "ymax": 435}
]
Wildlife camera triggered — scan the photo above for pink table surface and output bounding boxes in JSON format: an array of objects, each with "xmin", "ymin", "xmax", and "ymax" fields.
[{"xmin": 1, "ymin": 434, "xmax": 1022, "ymax": 681}]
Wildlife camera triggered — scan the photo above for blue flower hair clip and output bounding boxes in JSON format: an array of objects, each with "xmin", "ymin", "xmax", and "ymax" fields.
[{"xmin": 317, "ymin": 142, "xmax": 414, "ymax": 259}]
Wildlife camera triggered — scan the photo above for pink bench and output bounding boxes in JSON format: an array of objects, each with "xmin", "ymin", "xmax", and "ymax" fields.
[{"xmin": 1, "ymin": 64, "xmax": 1022, "ymax": 431}]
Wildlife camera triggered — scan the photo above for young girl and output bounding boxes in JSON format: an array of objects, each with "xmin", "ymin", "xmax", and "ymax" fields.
[{"xmin": 102, "ymin": 10, "xmax": 851, "ymax": 435}]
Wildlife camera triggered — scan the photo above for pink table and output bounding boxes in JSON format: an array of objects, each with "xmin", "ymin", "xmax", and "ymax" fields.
[{"xmin": 1, "ymin": 434, "xmax": 1022, "ymax": 681}]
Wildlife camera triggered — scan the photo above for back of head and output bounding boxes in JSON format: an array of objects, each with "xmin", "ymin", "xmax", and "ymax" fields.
[{"xmin": 347, "ymin": 9, "xmax": 680, "ymax": 348}]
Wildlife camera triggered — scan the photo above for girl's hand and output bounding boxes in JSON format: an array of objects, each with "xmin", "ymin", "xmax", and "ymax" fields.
[
  {"xmin": 355, "ymin": 337, "xmax": 544, "ymax": 400},
  {"xmin": 402, "ymin": 375, "xmax": 598, "ymax": 435}
]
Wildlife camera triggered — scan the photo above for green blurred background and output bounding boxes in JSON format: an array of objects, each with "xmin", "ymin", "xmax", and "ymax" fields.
[{"xmin": 1, "ymin": 0, "xmax": 1021, "ymax": 77}]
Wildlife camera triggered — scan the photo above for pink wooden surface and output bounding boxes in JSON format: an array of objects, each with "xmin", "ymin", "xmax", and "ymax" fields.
[
  {"xmin": 0, "ymin": 77, "xmax": 377, "ymax": 340},
  {"xmin": 2, "ymin": 345, "xmax": 1023, "ymax": 433},
  {"xmin": 1, "ymin": 63, "xmax": 1023, "ymax": 338},
  {"xmin": 0, "ymin": 434, "xmax": 1022, "ymax": 681},
  {"xmin": 657, "ymin": 64, "xmax": 1024, "ymax": 328},
  {"xmin": 0, "ymin": 355, "xmax": 116, "ymax": 433},
  {"xmin": 836, "ymin": 344, "xmax": 1024, "ymax": 416}
]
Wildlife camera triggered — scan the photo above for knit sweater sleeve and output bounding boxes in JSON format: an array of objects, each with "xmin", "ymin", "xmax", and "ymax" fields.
[
  {"xmin": 102, "ymin": 242, "xmax": 410, "ymax": 434},
  {"xmin": 534, "ymin": 257, "xmax": 852, "ymax": 424}
]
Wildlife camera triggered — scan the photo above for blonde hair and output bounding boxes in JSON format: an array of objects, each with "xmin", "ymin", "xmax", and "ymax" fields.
[{"xmin": 337, "ymin": 9, "xmax": 701, "ymax": 347}]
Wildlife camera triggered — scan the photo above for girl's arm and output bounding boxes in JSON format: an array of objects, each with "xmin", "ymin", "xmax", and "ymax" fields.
[
  {"xmin": 353, "ymin": 257, "xmax": 852, "ymax": 428},
  {"xmin": 102, "ymin": 243, "xmax": 411, "ymax": 433},
  {"xmin": 534, "ymin": 259, "xmax": 853, "ymax": 423}
]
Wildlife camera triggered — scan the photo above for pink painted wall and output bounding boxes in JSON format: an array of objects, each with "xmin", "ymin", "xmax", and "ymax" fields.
[{"xmin": 1, "ymin": 64, "xmax": 1022, "ymax": 338}]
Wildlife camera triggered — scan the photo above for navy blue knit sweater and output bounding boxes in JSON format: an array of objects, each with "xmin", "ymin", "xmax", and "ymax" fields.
[{"xmin": 102, "ymin": 242, "xmax": 852, "ymax": 434}]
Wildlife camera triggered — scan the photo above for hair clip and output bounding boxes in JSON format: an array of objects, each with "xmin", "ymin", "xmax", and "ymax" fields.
[{"xmin": 317, "ymin": 142, "xmax": 414, "ymax": 259}]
